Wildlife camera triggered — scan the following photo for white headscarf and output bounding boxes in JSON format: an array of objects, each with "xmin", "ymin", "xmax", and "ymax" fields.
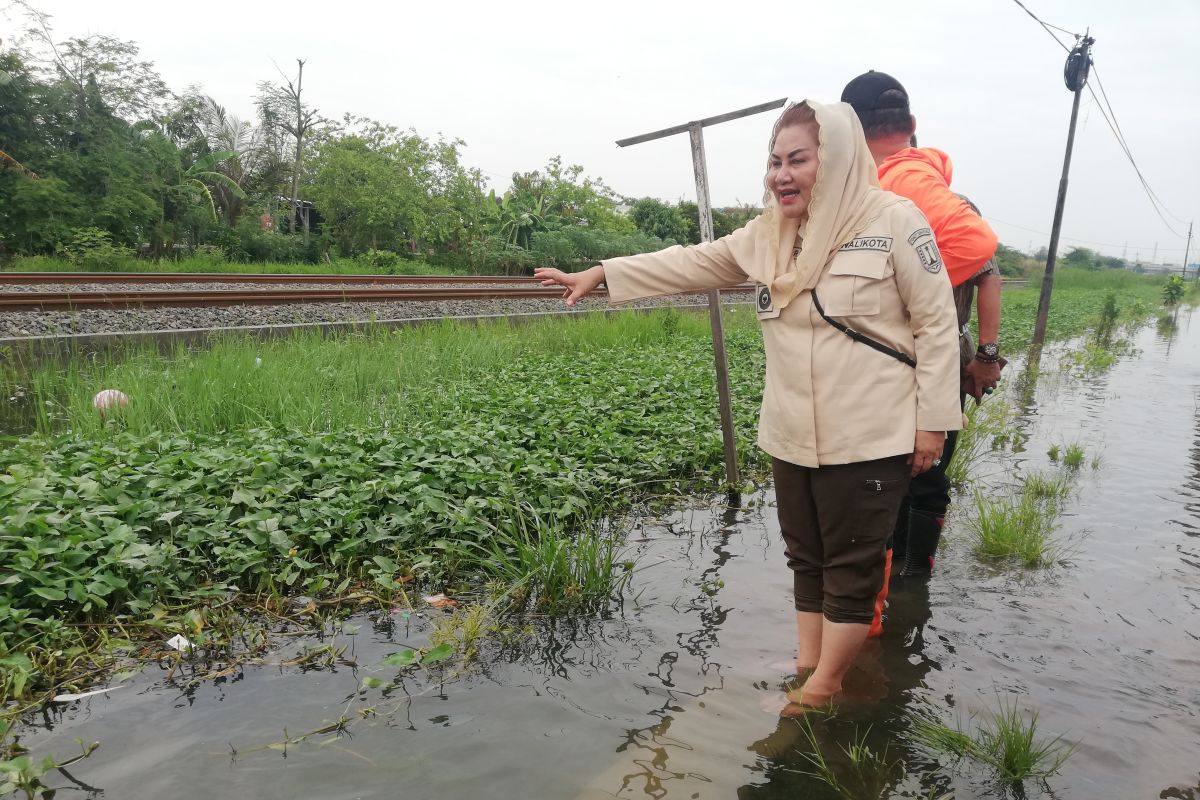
[{"xmin": 745, "ymin": 100, "xmax": 904, "ymax": 310}]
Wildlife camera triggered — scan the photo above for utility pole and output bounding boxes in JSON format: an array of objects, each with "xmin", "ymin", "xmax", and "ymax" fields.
[
  {"xmin": 1152, "ymin": 241, "xmax": 1158, "ymax": 265},
  {"xmin": 1183, "ymin": 222, "xmax": 1193, "ymax": 279},
  {"xmin": 1032, "ymin": 33, "xmax": 1095, "ymax": 349},
  {"xmin": 616, "ymin": 98, "xmax": 787, "ymax": 491}
]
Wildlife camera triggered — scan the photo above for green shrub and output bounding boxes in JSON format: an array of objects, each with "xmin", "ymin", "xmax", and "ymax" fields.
[
  {"xmin": 1163, "ymin": 275, "xmax": 1185, "ymax": 306},
  {"xmin": 356, "ymin": 248, "xmax": 402, "ymax": 272},
  {"xmin": 56, "ymin": 227, "xmax": 136, "ymax": 271}
]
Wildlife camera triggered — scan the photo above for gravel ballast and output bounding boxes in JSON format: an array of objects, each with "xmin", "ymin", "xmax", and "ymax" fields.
[{"xmin": 1, "ymin": 291, "xmax": 753, "ymax": 339}]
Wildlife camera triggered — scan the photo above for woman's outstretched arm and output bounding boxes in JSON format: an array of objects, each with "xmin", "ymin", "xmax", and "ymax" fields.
[{"xmin": 535, "ymin": 217, "xmax": 761, "ymax": 306}]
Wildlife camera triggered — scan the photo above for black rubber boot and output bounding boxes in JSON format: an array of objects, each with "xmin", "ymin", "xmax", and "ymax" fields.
[
  {"xmin": 891, "ymin": 497, "xmax": 912, "ymax": 560},
  {"xmin": 899, "ymin": 509, "xmax": 944, "ymax": 578}
]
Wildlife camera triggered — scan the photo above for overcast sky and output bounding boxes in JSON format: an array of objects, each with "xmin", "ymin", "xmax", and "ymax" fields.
[{"xmin": 14, "ymin": 0, "xmax": 1200, "ymax": 263}]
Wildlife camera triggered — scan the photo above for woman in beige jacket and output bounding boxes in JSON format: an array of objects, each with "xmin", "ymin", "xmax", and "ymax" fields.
[{"xmin": 535, "ymin": 100, "xmax": 961, "ymax": 706}]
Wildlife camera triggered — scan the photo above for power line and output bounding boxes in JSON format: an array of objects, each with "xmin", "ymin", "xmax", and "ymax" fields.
[
  {"xmin": 1090, "ymin": 62, "xmax": 1189, "ymax": 227},
  {"xmin": 1009, "ymin": 0, "xmax": 1078, "ymax": 52},
  {"xmin": 987, "ymin": 216, "xmax": 1187, "ymax": 251},
  {"xmin": 1085, "ymin": 59, "xmax": 1187, "ymax": 237}
]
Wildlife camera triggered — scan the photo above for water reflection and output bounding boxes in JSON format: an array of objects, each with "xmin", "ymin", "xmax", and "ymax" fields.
[{"xmin": 600, "ymin": 502, "xmax": 742, "ymax": 796}]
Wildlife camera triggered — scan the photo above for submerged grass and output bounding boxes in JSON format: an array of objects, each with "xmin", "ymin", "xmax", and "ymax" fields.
[
  {"xmin": 798, "ymin": 718, "xmax": 900, "ymax": 800},
  {"xmin": 1021, "ymin": 470, "xmax": 1074, "ymax": 509},
  {"xmin": 968, "ymin": 494, "xmax": 1060, "ymax": 568},
  {"xmin": 912, "ymin": 697, "xmax": 1076, "ymax": 784}
]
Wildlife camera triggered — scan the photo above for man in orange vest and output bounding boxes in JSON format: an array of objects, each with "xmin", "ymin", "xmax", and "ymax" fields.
[{"xmin": 841, "ymin": 71, "xmax": 1004, "ymax": 634}]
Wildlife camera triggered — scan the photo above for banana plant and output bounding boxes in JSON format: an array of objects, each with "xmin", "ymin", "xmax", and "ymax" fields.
[{"xmin": 177, "ymin": 149, "xmax": 247, "ymax": 222}]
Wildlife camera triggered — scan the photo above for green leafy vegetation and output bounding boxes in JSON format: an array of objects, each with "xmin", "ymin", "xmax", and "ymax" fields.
[
  {"xmin": 0, "ymin": 309, "xmax": 766, "ymax": 706},
  {"xmin": 0, "ymin": 18, "xmax": 719, "ymax": 276},
  {"xmin": 1163, "ymin": 275, "xmax": 1185, "ymax": 306}
]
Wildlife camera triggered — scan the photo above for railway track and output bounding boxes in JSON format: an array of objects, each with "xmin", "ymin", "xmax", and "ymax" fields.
[
  {"xmin": 0, "ymin": 271, "xmax": 544, "ymax": 286},
  {"xmin": 0, "ymin": 272, "xmax": 755, "ymax": 311},
  {"xmin": 0, "ymin": 285, "xmax": 607, "ymax": 311}
]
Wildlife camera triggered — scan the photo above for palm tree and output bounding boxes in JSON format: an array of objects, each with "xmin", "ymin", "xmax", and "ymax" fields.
[
  {"xmin": 177, "ymin": 149, "xmax": 247, "ymax": 222},
  {"xmin": 199, "ymin": 97, "xmax": 256, "ymax": 226}
]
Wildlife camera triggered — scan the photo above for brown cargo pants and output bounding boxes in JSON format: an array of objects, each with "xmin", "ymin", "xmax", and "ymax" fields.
[{"xmin": 772, "ymin": 454, "xmax": 911, "ymax": 624}]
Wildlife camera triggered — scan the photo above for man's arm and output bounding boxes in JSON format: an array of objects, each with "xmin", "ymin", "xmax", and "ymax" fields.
[{"xmin": 963, "ymin": 271, "xmax": 1003, "ymax": 399}]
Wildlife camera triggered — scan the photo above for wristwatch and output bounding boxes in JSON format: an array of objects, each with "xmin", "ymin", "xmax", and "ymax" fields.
[{"xmin": 976, "ymin": 342, "xmax": 1000, "ymax": 363}]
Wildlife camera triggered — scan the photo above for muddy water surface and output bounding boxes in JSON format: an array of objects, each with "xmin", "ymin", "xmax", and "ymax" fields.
[{"xmin": 14, "ymin": 314, "xmax": 1200, "ymax": 799}]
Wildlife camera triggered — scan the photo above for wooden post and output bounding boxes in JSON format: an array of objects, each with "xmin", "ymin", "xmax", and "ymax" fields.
[
  {"xmin": 617, "ymin": 98, "xmax": 786, "ymax": 490},
  {"xmin": 688, "ymin": 121, "xmax": 739, "ymax": 489}
]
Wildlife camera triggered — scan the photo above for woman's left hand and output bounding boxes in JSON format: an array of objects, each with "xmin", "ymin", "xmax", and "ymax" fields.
[{"xmin": 909, "ymin": 430, "xmax": 945, "ymax": 476}]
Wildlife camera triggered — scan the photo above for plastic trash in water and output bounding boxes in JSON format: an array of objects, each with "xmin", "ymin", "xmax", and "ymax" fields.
[
  {"xmin": 166, "ymin": 634, "xmax": 193, "ymax": 652},
  {"xmin": 53, "ymin": 685, "xmax": 124, "ymax": 703}
]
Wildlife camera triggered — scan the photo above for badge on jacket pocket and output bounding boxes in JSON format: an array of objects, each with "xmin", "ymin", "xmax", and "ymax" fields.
[{"xmin": 756, "ymin": 284, "xmax": 780, "ymax": 320}]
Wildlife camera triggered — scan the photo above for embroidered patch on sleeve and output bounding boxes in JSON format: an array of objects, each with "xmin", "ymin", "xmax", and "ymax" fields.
[
  {"xmin": 839, "ymin": 236, "xmax": 893, "ymax": 253},
  {"xmin": 906, "ymin": 228, "xmax": 933, "ymax": 246},
  {"xmin": 909, "ymin": 230, "xmax": 943, "ymax": 274}
]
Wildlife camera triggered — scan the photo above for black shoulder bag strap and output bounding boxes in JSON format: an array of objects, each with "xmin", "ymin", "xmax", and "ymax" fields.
[{"xmin": 810, "ymin": 291, "xmax": 917, "ymax": 368}]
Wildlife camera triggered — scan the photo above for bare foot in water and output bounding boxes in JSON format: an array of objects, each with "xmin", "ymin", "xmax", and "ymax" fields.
[{"xmin": 786, "ymin": 675, "xmax": 841, "ymax": 708}]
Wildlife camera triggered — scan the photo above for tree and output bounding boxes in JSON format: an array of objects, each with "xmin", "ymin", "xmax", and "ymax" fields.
[
  {"xmin": 10, "ymin": 3, "xmax": 168, "ymax": 122},
  {"xmin": 993, "ymin": 243, "xmax": 1026, "ymax": 277},
  {"xmin": 508, "ymin": 156, "xmax": 633, "ymax": 234},
  {"xmin": 630, "ymin": 198, "xmax": 689, "ymax": 243},
  {"xmin": 177, "ymin": 150, "xmax": 247, "ymax": 223},
  {"xmin": 1062, "ymin": 246, "xmax": 1099, "ymax": 269},
  {"xmin": 0, "ymin": 174, "xmax": 81, "ymax": 252},
  {"xmin": 261, "ymin": 60, "xmax": 322, "ymax": 235}
]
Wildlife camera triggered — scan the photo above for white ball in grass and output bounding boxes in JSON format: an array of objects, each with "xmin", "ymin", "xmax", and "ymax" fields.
[{"xmin": 92, "ymin": 389, "xmax": 129, "ymax": 415}]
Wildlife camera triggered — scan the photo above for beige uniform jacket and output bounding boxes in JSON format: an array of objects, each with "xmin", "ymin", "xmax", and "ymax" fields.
[{"xmin": 603, "ymin": 200, "xmax": 962, "ymax": 468}]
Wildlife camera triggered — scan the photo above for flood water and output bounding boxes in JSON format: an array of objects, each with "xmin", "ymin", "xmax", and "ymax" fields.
[{"xmin": 11, "ymin": 311, "xmax": 1200, "ymax": 799}]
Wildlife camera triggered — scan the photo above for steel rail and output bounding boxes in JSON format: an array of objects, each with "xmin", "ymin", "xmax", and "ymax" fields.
[
  {"xmin": 0, "ymin": 271, "xmax": 544, "ymax": 285},
  {"xmin": 0, "ymin": 286, "xmax": 616, "ymax": 311}
]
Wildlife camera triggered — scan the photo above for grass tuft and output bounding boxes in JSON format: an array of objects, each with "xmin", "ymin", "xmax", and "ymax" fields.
[
  {"xmin": 1021, "ymin": 470, "xmax": 1074, "ymax": 510},
  {"xmin": 968, "ymin": 494, "xmax": 1059, "ymax": 568},
  {"xmin": 1062, "ymin": 443, "xmax": 1086, "ymax": 469},
  {"xmin": 798, "ymin": 718, "xmax": 900, "ymax": 800},
  {"xmin": 911, "ymin": 697, "xmax": 1076, "ymax": 784}
]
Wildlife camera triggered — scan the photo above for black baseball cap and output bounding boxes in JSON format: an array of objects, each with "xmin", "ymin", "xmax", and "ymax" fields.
[{"xmin": 840, "ymin": 71, "xmax": 910, "ymax": 115}]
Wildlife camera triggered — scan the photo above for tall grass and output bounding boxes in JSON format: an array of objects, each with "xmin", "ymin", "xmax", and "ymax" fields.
[
  {"xmin": 8, "ymin": 307, "xmax": 750, "ymax": 437},
  {"xmin": 996, "ymin": 269, "xmax": 1163, "ymax": 351},
  {"xmin": 483, "ymin": 519, "xmax": 633, "ymax": 613},
  {"xmin": 947, "ymin": 399, "xmax": 1013, "ymax": 488}
]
